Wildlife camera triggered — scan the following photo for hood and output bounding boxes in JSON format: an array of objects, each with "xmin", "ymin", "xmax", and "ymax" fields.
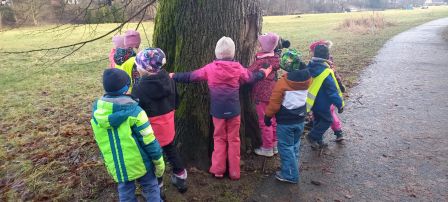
[
  {"xmin": 307, "ymin": 57, "xmax": 331, "ymax": 77},
  {"xmin": 136, "ymin": 70, "xmax": 171, "ymax": 100},
  {"xmin": 93, "ymin": 95, "xmax": 140, "ymax": 128},
  {"xmin": 212, "ymin": 60, "xmax": 243, "ymax": 80},
  {"xmin": 283, "ymin": 74, "xmax": 312, "ymax": 90}
]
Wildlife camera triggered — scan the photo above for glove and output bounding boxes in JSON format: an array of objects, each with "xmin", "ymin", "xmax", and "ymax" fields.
[
  {"xmin": 152, "ymin": 156, "xmax": 165, "ymax": 178},
  {"xmin": 260, "ymin": 65, "xmax": 273, "ymax": 78},
  {"xmin": 338, "ymin": 107, "xmax": 344, "ymax": 114},
  {"xmin": 264, "ymin": 115, "xmax": 272, "ymax": 127}
]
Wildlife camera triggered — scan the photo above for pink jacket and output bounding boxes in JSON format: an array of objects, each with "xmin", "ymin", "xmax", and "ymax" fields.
[
  {"xmin": 248, "ymin": 52, "xmax": 281, "ymax": 103},
  {"xmin": 172, "ymin": 60, "xmax": 265, "ymax": 119},
  {"xmin": 108, "ymin": 48, "xmax": 116, "ymax": 68}
]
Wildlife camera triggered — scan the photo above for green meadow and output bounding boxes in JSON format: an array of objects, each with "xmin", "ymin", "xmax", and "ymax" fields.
[{"xmin": 1, "ymin": 6, "xmax": 447, "ymax": 200}]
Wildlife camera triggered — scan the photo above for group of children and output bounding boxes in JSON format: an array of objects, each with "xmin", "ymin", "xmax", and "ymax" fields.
[{"xmin": 90, "ymin": 30, "xmax": 345, "ymax": 201}]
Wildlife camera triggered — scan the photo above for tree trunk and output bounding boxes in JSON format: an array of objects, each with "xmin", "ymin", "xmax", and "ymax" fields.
[{"xmin": 153, "ymin": 0, "xmax": 262, "ymax": 170}]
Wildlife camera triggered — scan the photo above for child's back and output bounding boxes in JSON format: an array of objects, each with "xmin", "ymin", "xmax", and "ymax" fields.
[
  {"xmin": 174, "ymin": 59, "xmax": 265, "ymax": 119},
  {"xmin": 91, "ymin": 68, "xmax": 164, "ymax": 201}
]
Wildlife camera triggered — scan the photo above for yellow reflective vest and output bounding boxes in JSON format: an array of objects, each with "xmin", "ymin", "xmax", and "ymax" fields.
[{"xmin": 306, "ymin": 67, "xmax": 344, "ymax": 112}]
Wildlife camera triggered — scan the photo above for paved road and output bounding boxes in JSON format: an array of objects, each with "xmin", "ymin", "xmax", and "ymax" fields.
[{"xmin": 250, "ymin": 18, "xmax": 448, "ymax": 202}]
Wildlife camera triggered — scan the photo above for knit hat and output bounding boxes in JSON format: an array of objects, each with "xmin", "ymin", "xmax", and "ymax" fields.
[
  {"xmin": 258, "ymin": 32, "xmax": 280, "ymax": 53},
  {"xmin": 280, "ymin": 49, "xmax": 303, "ymax": 72},
  {"xmin": 314, "ymin": 44, "xmax": 330, "ymax": 60},
  {"xmin": 309, "ymin": 40, "xmax": 333, "ymax": 52},
  {"xmin": 135, "ymin": 48, "xmax": 166, "ymax": 73},
  {"xmin": 112, "ymin": 35, "xmax": 125, "ymax": 49},
  {"xmin": 287, "ymin": 68, "xmax": 312, "ymax": 83},
  {"xmin": 215, "ymin": 36, "xmax": 235, "ymax": 60},
  {"xmin": 114, "ymin": 48, "xmax": 136, "ymax": 65},
  {"xmin": 124, "ymin": 30, "xmax": 141, "ymax": 49},
  {"xmin": 103, "ymin": 68, "xmax": 131, "ymax": 95}
]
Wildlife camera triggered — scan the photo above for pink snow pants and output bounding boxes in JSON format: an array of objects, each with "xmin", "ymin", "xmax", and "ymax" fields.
[
  {"xmin": 330, "ymin": 105, "xmax": 342, "ymax": 132},
  {"xmin": 256, "ymin": 102, "xmax": 277, "ymax": 149},
  {"xmin": 209, "ymin": 115, "xmax": 241, "ymax": 180}
]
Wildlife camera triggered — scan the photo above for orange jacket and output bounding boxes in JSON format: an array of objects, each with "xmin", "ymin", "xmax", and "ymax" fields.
[{"xmin": 265, "ymin": 73, "xmax": 312, "ymax": 121}]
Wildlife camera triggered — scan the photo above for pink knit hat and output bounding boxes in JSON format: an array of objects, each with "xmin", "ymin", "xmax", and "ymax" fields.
[
  {"xmin": 124, "ymin": 30, "xmax": 141, "ymax": 49},
  {"xmin": 258, "ymin": 32, "xmax": 279, "ymax": 53},
  {"xmin": 112, "ymin": 35, "xmax": 125, "ymax": 49}
]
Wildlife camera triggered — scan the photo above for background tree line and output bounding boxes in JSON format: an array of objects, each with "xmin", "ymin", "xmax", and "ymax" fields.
[
  {"xmin": 0, "ymin": 0, "xmax": 157, "ymax": 27},
  {"xmin": 1, "ymin": 0, "xmax": 445, "ymax": 27},
  {"xmin": 260, "ymin": 0, "xmax": 429, "ymax": 15}
]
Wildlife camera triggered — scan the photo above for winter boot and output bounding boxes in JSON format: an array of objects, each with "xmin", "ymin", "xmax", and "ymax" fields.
[
  {"xmin": 171, "ymin": 169, "xmax": 188, "ymax": 193},
  {"xmin": 254, "ymin": 147, "xmax": 274, "ymax": 157},
  {"xmin": 334, "ymin": 131, "xmax": 344, "ymax": 143},
  {"xmin": 306, "ymin": 135, "xmax": 327, "ymax": 150}
]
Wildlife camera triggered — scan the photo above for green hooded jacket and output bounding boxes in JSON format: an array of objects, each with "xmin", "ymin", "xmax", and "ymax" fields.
[{"xmin": 90, "ymin": 95, "xmax": 164, "ymax": 183}]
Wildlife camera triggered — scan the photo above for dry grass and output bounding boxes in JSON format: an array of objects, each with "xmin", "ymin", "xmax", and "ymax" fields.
[
  {"xmin": 338, "ymin": 13, "xmax": 395, "ymax": 35},
  {"xmin": 1, "ymin": 6, "xmax": 448, "ymax": 201}
]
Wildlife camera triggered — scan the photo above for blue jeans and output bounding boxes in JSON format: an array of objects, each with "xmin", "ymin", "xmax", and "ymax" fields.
[
  {"xmin": 277, "ymin": 123, "xmax": 305, "ymax": 183},
  {"xmin": 117, "ymin": 171, "xmax": 161, "ymax": 202},
  {"xmin": 309, "ymin": 110, "xmax": 333, "ymax": 142}
]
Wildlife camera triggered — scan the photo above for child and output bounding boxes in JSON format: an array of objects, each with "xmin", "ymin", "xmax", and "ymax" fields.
[
  {"xmin": 306, "ymin": 44, "xmax": 344, "ymax": 149},
  {"xmin": 114, "ymin": 48, "xmax": 136, "ymax": 68},
  {"xmin": 115, "ymin": 30, "xmax": 142, "ymax": 93},
  {"xmin": 90, "ymin": 68, "xmax": 165, "ymax": 201},
  {"xmin": 108, "ymin": 35, "xmax": 125, "ymax": 68},
  {"xmin": 249, "ymin": 32, "xmax": 281, "ymax": 157},
  {"xmin": 309, "ymin": 40, "xmax": 346, "ymax": 142},
  {"xmin": 131, "ymin": 48, "xmax": 188, "ymax": 194},
  {"xmin": 170, "ymin": 36, "xmax": 272, "ymax": 180},
  {"xmin": 264, "ymin": 49, "xmax": 311, "ymax": 183}
]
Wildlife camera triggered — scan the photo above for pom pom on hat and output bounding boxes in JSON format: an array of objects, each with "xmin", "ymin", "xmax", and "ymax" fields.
[
  {"xmin": 258, "ymin": 32, "xmax": 280, "ymax": 53},
  {"xmin": 135, "ymin": 48, "xmax": 166, "ymax": 73},
  {"xmin": 103, "ymin": 68, "xmax": 131, "ymax": 95},
  {"xmin": 280, "ymin": 49, "xmax": 303, "ymax": 72},
  {"xmin": 112, "ymin": 35, "xmax": 125, "ymax": 49},
  {"xmin": 124, "ymin": 30, "xmax": 141, "ymax": 49}
]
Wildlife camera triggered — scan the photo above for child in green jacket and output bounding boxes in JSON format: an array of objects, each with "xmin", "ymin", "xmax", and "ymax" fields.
[{"xmin": 90, "ymin": 68, "xmax": 165, "ymax": 201}]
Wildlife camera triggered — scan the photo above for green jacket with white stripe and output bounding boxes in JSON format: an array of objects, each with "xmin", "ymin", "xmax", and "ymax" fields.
[{"xmin": 90, "ymin": 95, "xmax": 164, "ymax": 183}]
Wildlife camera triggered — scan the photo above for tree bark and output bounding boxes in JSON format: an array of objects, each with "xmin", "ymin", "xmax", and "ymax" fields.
[{"xmin": 153, "ymin": 0, "xmax": 262, "ymax": 170}]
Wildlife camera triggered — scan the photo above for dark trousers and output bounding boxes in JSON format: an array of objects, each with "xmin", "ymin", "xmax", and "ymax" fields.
[
  {"xmin": 309, "ymin": 110, "xmax": 333, "ymax": 142},
  {"xmin": 162, "ymin": 141, "xmax": 185, "ymax": 174}
]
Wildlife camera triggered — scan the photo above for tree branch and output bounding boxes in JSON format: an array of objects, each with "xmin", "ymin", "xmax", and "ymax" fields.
[{"xmin": 0, "ymin": 0, "xmax": 156, "ymax": 55}]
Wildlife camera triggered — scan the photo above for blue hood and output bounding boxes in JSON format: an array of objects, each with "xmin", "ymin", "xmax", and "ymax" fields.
[{"xmin": 306, "ymin": 57, "xmax": 343, "ymax": 114}]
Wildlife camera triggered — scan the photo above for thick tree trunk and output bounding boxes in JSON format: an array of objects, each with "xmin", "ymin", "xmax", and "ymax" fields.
[{"xmin": 153, "ymin": 0, "xmax": 262, "ymax": 170}]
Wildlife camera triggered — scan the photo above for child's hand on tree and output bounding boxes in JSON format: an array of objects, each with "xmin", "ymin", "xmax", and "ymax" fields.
[{"xmin": 169, "ymin": 73, "xmax": 175, "ymax": 78}]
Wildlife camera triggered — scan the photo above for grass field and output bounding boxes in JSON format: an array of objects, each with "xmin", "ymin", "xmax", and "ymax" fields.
[{"xmin": 1, "ymin": 6, "xmax": 448, "ymax": 201}]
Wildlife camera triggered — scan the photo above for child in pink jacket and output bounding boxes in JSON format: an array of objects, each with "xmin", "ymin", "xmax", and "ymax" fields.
[
  {"xmin": 170, "ymin": 37, "xmax": 272, "ymax": 180},
  {"xmin": 309, "ymin": 40, "xmax": 346, "ymax": 142},
  {"xmin": 249, "ymin": 32, "xmax": 281, "ymax": 157}
]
